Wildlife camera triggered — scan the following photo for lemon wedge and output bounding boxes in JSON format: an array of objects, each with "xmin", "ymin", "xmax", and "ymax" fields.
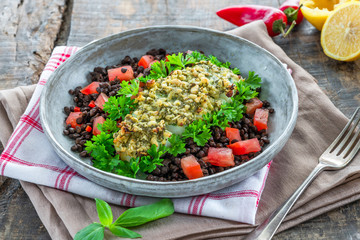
[
  {"xmin": 300, "ymin": 0, "xmax": 356, "ymax": 30},
  {"xmin": 321, "ymin": 2, "xmax": 360, "ymax": 61}
]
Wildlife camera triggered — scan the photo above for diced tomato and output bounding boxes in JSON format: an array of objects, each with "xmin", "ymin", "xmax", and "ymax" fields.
[
  {"xmin": 88, "ymin": 100, "xmax": 96, "ymax": 108},
  {"xmin": 65, "ymin": 112, "xmax": 82, "ymax": 128},
  {"xmin": 92, "ymin": 116, "xmax": 106, "ymax": 136},
  {"xmin": 85, "ymin": 126, "xmax": 92, "ymax": 132},
  {"xmin": 245, "ymin": 98, "xmax": 263, "ymax": 115},
  {"xmin": 181, "ymin": 155, "xmax": 204, "ymax": 180},
  {"xmin": 80, "ymin": 82, "xmax": 100, "ymax": 95},
  {"xmin": 225, "ymin": 127, "xmax": 241, "ymax": 143},
  {"xmin": 227, "ymin": 138, "xmax": 261, "ymax": 155},
  {"xmin": 254, "ymin": 108, "xmax": 269, "ymax": 131},
  {"xmin": 94, "ymin": 92, "xmax": 109, "ymax": 110},
  {"xmin": 138, "ymin": 55, "xmax": 154, "ymax": 68},
  {"xmin": 74, "ymin": 106, "xmax": 81, "ymax": 112},
  {"xmin": 207, "ymin": 148, "xmax": 235, "ymax": 167},
  {"xmin": 108, "ymin": 66, "xmax": 134, "ymax": 82}
]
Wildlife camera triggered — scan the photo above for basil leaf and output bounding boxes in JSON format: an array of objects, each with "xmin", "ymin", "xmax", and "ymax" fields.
[
  {"xmin": 114, "ymin": 199, "xmax": 174, "ymax": 227},
  {"xmin": 95, "ymin": 198, "xmax": 113, "ymax": 227},
  {"xmin": 74, "ymin": 223, "xmax": 104, "ymax": 240},
  {"xmin": 109, "ymin": 225, "xmax": 142, "ymax": 239}
]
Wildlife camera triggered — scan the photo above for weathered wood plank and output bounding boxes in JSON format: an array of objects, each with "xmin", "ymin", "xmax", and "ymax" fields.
[
  {"xmin": 67, "ymin": 0, "xmax": 278, "ymax": 46},
  {"xmin": 0, "ymin": 178, "xmax": 50, "ymax": 239},
  {"xmin": 0, "ymin": 0, "xmax": 67, "ymax": 239},
  {"xmin": 0, "ymin": 0, "xmax": 66, "ymax": 90}
]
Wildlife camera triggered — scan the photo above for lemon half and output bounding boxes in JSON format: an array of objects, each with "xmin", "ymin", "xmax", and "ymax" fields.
[
  {"xmin": 300, "ymin": 0, "xmax": 355, "ymax": 30},
  {"xmin": 321, "ymin": 2, "xmax": 360, "ymax": 61}
]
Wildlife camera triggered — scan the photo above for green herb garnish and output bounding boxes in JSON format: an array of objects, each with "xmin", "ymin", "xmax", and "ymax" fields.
[
  {"xmin": 84, "ymin": 132, "xmax": 120, "ymax": 173},
  {"xmin": 103, "ymin": 95, "xmax": 137, "ymax": 121},
  {"xmin": 118, "ymin": 79, "xmax": 140, "ymax": 97},
  {"xmin": 167, "ymin": 134, "xmax": 187, "ymax": 157},
  {"xmin": 74, "ymin": 198, "xmax": 174, "ymax": 240},
  {"xmin": 139, "ymin": 144, "xmax": 168, "ymax": 173},
  {"xmin": 182, "ymin": 119, "xmax": 212, "ymax": 147},
  {"xmin": 97, "ymin": 118, "xmax": 119, "ymax": 134},
  {"xmin": 116, "ymin": 157, "xmax": 141, "ymax": 178}
]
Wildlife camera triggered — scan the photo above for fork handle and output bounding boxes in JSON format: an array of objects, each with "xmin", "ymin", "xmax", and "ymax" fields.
[{"xmin": 244, "ymin": 162, "xmax": 327, "ymax": 240}]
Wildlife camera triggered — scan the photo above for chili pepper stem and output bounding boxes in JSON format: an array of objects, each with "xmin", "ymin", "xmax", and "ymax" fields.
[
  {"xmin": 283, "ymin": 21, "xmax": 296, "ymax": 38},
  {"xmin": 288, "ymin": 4, "xmax": 303, "ymax": 18}
]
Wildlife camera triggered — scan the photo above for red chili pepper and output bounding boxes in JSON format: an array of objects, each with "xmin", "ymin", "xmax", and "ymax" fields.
[
  {"xmin": 279, "ymin": 0, "xmax": 304, "ymax": 24},
  {"xmin": 216, "ymin": 5, "xmax": 288, "ymax": 37},
  {"xmin": 74, "ymin": 106, "xmax": 81, "ymax": 112},
  {"xmin": 85, "ymin": 125, "xmax": 92, "ymax": 132},
  {"xmin": 88, "ymin": 100, "xmax": 96, "ymax": 108}
]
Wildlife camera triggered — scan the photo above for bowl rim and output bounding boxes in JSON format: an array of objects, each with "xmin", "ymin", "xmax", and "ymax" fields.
[{"xmin": 40, "ymin": 25, "xmax": 298, "ymax": 187}]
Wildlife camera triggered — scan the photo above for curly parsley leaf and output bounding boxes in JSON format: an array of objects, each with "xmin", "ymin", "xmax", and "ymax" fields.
[
  {"xmin": 118, "ymin": 79, "xmax": 139, "ymax": 97},
  {"xmin": 103, "ymin": 96, "xmax": 137, "ymax": 121},
  {"xmin": 139, "ymin": 144, "xmax": 168, "ymax": 173},
  {"xmin": 217, "ymin": 101, "xmax": 245, "ymax": 123},
  {"xmin": 203, "ymin": 112, "xmax": 229, "ymax": 130},
  {"xmin": 233, "ymin": 81, "xmax": 259, "ymax": 103},
  {"xmin": 97, "ymin": 119, "xmax": 119, "ymax": 134},
  {"xmin": 182, "ymin": 119, "xmax": 212, "ymax": 146},
  {"xmin": 84, "ymin": 132, "xmax": 120, "ymax": 172},
  {"xmin": 167, "ymin": 134, "xmax": 186, "ymax": 157},
  {"xmin": 245, "ymin": 71, "xmax": 262, "ymax": 89},
  {"xmin": 166, "ymin": 53, "xmax": 196, "ymax": 70},
  {"xmin": 116, "ymin": 157, "xmax": 140, "ymax": 178}
]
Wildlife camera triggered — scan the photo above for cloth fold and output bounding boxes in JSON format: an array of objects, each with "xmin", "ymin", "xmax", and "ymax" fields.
[{"xmin": 1, "ymin": 21, "xmax": 359, "ymax": 239}]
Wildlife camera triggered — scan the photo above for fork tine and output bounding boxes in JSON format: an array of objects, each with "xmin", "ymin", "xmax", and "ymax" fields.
[
  {"xmin": 334, "ymin": 110, "xmax": 360, "ymax": 155},
  {"xmin": 342, "ymin": 127, "xmax": 360, "ymax": 159},
  {"xmin": 328, "ymin": 107, "xmax": 360, "ymax": 154},
  {"xmin": 346, "ymin": 131, "xmax": 360, "ymax": 160}
]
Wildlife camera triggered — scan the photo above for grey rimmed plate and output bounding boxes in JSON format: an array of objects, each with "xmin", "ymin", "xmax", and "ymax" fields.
[{"xmin": 40, "ymin": 26, "xmax": 298, "ymax": 198}]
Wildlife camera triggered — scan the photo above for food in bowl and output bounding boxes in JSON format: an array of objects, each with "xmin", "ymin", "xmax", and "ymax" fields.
[{"xmin": 62, "ymin": 48, "xmax": 274, "ymax": 181}]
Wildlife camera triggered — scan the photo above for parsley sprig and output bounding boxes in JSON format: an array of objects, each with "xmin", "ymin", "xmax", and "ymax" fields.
[
  {"xmin": 84, "ymin": 132, "xmax": 121, "ymax": 173},
  {"xmin": 103, "ymin": 96, "xmax": 137, "ymax": 121},
  {"xmin": 182, "ymin": 119, "xmax": 212, "ymax": 147},
  {"xmin": 139, "ymin": 144, "xmax": 168, "ymax": 173},
  {"xmin": 118, "ymin": 79, "xmax": 140, "ymax": 97}
]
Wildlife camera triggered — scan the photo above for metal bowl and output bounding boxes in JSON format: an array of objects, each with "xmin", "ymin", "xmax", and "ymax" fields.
[{"xmin": 40, "ymin": 26, "xmax": 298, "ymax": 198}]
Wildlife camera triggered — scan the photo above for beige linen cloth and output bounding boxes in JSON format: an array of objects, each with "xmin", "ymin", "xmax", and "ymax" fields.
[{"xmin": 1, "ymin": 21, "xmax": 359, "ymax": 239}]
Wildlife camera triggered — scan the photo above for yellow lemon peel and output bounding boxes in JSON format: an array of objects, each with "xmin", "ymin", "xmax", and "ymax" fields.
[{"xmin": 300, "ymin": 0, "xmax": 358, "ymax": 30}]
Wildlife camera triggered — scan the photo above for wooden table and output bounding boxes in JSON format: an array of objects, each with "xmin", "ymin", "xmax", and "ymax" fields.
[{"xmin": 1, "ymin": 0, "xmax": 360, "ymax": 239}]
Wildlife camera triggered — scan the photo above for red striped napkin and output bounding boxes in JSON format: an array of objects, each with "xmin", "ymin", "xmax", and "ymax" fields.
[{"xmin": 0, "ymin": 46, "xmax": 271, "ymax": 224}]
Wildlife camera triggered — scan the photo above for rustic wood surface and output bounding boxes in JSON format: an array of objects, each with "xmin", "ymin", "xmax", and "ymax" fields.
[{"xmin": 0, "ymin": 0, "xmax": 360, "ymax": 239}]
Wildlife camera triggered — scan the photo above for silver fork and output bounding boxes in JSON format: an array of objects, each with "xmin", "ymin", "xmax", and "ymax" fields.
[{"xmin": 245, "ymin": 107, "xmax": 360, "ymax": 240}]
